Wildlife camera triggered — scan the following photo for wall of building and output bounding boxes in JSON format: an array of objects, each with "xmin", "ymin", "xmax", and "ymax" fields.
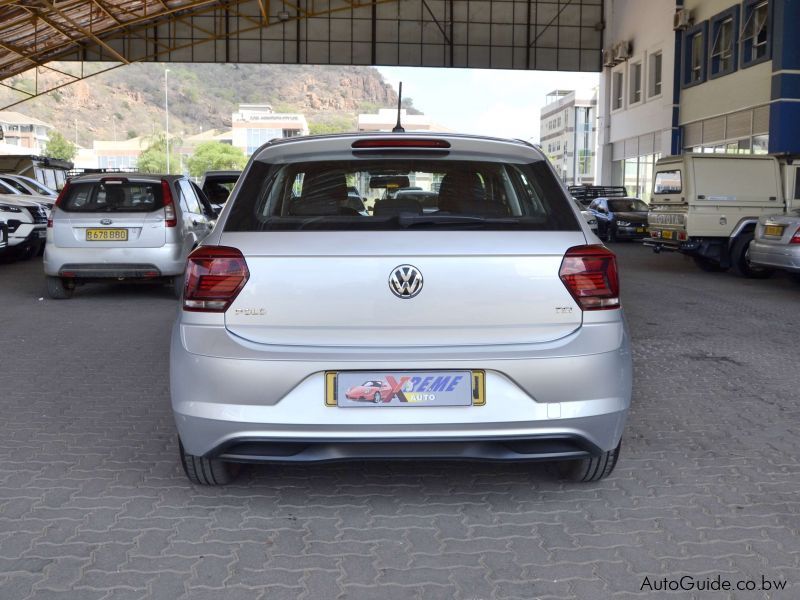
[{"xmin": 597, "ymin": 0, "xmax": 676, "ymax": 200}]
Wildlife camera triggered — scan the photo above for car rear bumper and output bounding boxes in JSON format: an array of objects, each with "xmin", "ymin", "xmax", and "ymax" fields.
[
  {"xmin": 170, "ymin": 320, "xmax": 632, "ymax": 460},
  {"xmin": 749, "ymin": 240, "xmax": 800, "ymax": 272},
  {"xmin": 43, "ymin": 242, "xmax": 186, "ymax": 277}
]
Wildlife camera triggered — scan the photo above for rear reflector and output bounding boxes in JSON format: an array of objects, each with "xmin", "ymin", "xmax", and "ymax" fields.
[
  {"xmin": 791, "ymin": 227, "xmax": 800, "ymax": 245},
  {"xmin": 559, "ymin": 245, "xmax": 620, "ymax": 311},
  {"xmin": 49, "ymin": 181, "xmax": 71, "ymax": 227},
  {"xmin": 351, "ymin": 138, "xmax": 451, "ymax": 149},
  {"xmin": 183, "ymin": 246, "xmax": 249, "ymax": 312}
]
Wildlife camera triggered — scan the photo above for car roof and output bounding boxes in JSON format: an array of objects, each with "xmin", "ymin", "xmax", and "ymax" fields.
[
  {"xmin": 68, "ymin": 173, "xmax": 185, "ymax": 184},
  {"xmin": 251, "ymin": 132, "xmax": 544, "ymax": 163}
]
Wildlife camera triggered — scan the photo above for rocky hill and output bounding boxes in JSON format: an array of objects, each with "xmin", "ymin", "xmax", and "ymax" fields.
[{"xmin": 0, "ymin": 63, "xmax": 406, "ymax": 147}]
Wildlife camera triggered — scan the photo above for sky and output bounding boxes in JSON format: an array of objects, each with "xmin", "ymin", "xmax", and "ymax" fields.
[{"xmin": 376, "ymin": 66, "xmax": 599, "ymax": 143}]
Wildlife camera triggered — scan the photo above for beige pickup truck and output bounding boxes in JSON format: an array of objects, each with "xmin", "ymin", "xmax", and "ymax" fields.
[{"xmin": 644, "ymin": 154, "xmax": 800, "ymax": 277}]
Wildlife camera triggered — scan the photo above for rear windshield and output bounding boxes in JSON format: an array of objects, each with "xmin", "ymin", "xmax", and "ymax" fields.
[
  {"xmin": 61, "ymin": 182, "xmax": 164, "ymax": 213},
  {"xmin": 609, "ymin": 199, "xmax": 649, "ymax": 212},
  {"xmin": 225, "ymin": 159, "xmax": 578, "ymax": 232}
]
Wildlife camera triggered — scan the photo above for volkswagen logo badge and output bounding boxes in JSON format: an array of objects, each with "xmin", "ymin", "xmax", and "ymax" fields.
[
  {"xmin": 100, "ymin": 218, "xmax": 113, "ymax": 225},
  {"xmin": 389, "ymin": 265, "xmax": 423, "ymax": 299}
]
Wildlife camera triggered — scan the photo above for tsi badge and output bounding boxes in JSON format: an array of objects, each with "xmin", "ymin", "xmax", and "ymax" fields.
[
  {"xmin": 234, "ymin": 308, "xmax": 266, "ymax": 316},
  {"xmin": 389, "ymin": 265, "xmax": 423, "ymax": 299}
]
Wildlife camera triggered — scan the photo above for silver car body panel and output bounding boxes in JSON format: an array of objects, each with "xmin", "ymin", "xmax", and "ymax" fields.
[
  {"xmin": 171, "ymin": 133, "xmax": 630, "ymax": 461},
  {"xmin": 750, "ymin": 213, "xmax": 800, "ymax": 272}
]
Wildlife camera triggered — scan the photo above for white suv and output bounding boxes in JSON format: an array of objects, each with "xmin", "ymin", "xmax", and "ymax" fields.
[{"xmin": 44, "ymin": 174, "xmax": 215, "ymax": 299}]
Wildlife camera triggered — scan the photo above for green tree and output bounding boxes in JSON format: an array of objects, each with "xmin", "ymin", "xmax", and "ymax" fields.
[
  {"xmin": 44, "ymin": 130, "xmax": 76, "ymax": 161},
  {"xmin": 186, "ymin": 142, "xmax": 247, "ymax": 178},
  {"xmin": 137, "ymin": 132, "xmax": 181, "ymax": 174},
  {"xmin": 308, "ymin": 115, "xmax": 355, "ymax": 136}
]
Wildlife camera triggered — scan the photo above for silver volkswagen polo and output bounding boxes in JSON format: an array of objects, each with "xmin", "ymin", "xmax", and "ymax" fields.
[{"xmin": 170, "ymin": 133, "xmax": 632, "ymax": 485}]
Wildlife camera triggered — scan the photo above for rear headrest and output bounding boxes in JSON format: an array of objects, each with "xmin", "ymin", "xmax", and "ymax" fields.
[
  {"xmin": 373, "ymin": 197, "xmax": 423, "ymax": 217},
  {"xmin": 289, "ymin": 171, "xmax": 349, "ymax": 216},
  {"xmin": 437, "ymin": 172, "xmax": 486, "ymax": 213}
]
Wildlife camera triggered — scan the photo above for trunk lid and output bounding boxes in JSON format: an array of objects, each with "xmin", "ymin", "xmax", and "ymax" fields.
[
  {"xmin": 221, "ymin": 231, "xmax": 587, "ymax": 347},
  {"xmin": 54, "ymin": 208, "xmax": 167, "ymax": 248}
]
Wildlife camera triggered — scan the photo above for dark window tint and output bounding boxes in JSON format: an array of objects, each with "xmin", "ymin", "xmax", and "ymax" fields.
[
  {"xmin": 0, "ymin": 177, "xmax": 28, "ymax": 194},
  {"xmin": 226, "ymin": 159, "xmax": 579, "ymax": 232},
  {"xmin": 61, "ymin": 182, "xmax": 163, "ymax": 213},
  {"xmin": 795, "ymin": 168, "xmax": 800, "ymax": 201},
  {"xmin": 608, "ymin": 199, "xmax": 649, "ymax": 212}
]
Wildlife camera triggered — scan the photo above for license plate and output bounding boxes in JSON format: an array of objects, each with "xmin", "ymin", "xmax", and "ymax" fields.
[
  {"xmin": 661, "ymin": 230, "xmax": 674, "ymax": 240},
  {"xmin": 764, "ymin": 225, "xmax": 784, "ymax": 237},
  {"xmin": 86, "ymin": 228, "xmax": 128, "ymax": 241},
  {"xmin": 636, "ymin": 227, "xmax": 646, "ymax": 233},
  {"xmin": 326, "ymin": 370, "xmax": 485, "ymax": 407}
]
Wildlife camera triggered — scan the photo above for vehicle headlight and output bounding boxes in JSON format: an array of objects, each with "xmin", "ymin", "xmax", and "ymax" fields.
[
  {"xmin": 588, "ymin": 218, "xmax": 597, "ymax": 226},
  {"xmin": 0, "ymin": 204, "xmax": 22, "ymax": 213},
  {"xmin": 616, "ymin": 220, "xmax": 631, "ymax": 227}
]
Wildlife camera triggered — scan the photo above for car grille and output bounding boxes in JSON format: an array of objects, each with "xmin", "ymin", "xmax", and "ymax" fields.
[{"xmin": 23, "ymin": 205, "xmax": 48, "ymax": 224}]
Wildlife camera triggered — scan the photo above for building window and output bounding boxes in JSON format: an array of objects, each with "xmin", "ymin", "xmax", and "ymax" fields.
[
  {"xmin": 709, "ymin": 8, "xmax": 738, "ymax": 78},
  {"xmin": 612, "ymin": 71, "xmax": 624, "ymax": 110},
  {"xmin": 683, "ymin": 23, "xmax": 708, "ymax": 87},
  {"xmin": 741, "ymin": 0, "xmax": 770, "ymax": 67},
  {"xmin": 629, "ymin": 62, "xmax": 643, "ymax": 104},
  {"xmin": 648, "ymin": 52, "xmax": 663, "ymax": 97}
]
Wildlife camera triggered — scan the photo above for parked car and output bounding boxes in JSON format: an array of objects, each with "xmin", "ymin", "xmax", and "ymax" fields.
[
  {"xmin": 44, "ymin": 174, "xmax": 216, "ymax": 299},
  {"xmin": 588, "ymin": 197, "xmax": 649, "ymax": 242},
  {"xmin": 0, "ymin": 200, "xmax": 46, "ymax": 259},
  {"xmin": 0, "ymin": 174, "xmax": 58, "ymax": 199},
  {"xmin": 645, "ymin": 154, "xmax": 799, "ymax": 277},
  {"xmin": 748, "ymin": 211, "xmax": 800, "ymax": 277},
  {"xmin": 170, "ymin": 133, "xmax": 631, "ymax": 486},
  {"xmin": 0, "ymin": 177, "xmax": 54, "ymax": 209},
  {"xmin": 573, "ymin": 198, "xmax": 598, "ymax": 233},
  {"xmin": 345, "ymin": 380, "xmax": 392, "ymax": 403},
  {"xmin": 200, "ymin": 170, "xmax": 241, "ymax": 213}
]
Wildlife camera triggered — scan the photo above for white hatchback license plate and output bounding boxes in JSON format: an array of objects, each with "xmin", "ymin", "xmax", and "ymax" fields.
[{"xmin": 326, "ymin": 370, "xmax": 484, "ymax": 407}]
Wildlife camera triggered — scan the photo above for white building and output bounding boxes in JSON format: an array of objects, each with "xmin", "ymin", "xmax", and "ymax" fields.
[
  {"xmin": 231, "ymin": 105, "xmax": 308, "ymax": 156},
  {"xmin": 0, "ymin": 111, "xmax": 53, "ymax": 155},
  {"xmin": 357, "ymin": 109, "xmax": 450, "ymax": 133},
  {"xmin": 598, "ymin": 0, "xmax": 799, "ymax": 202},
  {"xmin": 540, "ymin": 89, "xmax": 598, "ymax": 186}
]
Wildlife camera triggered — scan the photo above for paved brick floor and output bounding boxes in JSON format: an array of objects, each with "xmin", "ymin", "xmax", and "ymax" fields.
[{"xmin": 1, "ymin": 245, "xmax": 798, "ymax": 599}]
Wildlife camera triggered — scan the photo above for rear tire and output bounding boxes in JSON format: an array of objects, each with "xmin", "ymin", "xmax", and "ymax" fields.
[
  {"xmin": 179, "ymin": 440, "xmax": 240, "ymax": 486},
  {"xmin": 46, "ymin": 276, "xmax": 74, "ymax": 299},
  {"xmin": 560, "ymin": 442, "xmax": 621, "ymax": 483},
  {"xmin": 731, "ymin": 233, "xmax": 774, "ymax": 279},
  {"xmin": 692, "ymin": 256, "xmax": 727, "ymax": 272}
]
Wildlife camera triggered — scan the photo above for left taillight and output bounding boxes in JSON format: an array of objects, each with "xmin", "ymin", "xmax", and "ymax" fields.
[
  {"xmin": 790, "ymin": 227, "xmax": 800, "ymax": 245},
  {"xmin": 162, "ymin": 179, "xmax": 177, "ymax": 227},
  {"xmin": 559, "ymin": 245, "xmax": 620, "ymax": 311},
  {"xmin": 49, "ymin": 180, "xmax": 70, "ymax": 227},
  {"xmin": 183, "ymin": 246, "xmax": 249, "ymax": 312}
]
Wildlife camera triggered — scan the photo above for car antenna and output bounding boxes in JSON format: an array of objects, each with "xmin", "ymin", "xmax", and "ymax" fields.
[{"xmin": 392, "ymin": 82, "xmax": 405, "ymax": 133}]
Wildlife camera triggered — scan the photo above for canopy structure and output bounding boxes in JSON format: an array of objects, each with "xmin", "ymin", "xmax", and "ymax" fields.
[{"xmin": 0, "ymin": 0, "xmax": 604, "ymax": 108}]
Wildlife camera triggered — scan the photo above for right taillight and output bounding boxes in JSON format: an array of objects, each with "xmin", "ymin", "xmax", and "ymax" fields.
[
  {"xmin": 162, "ymin": 179, "xmax": 177, "ymax": 227},
  {"xmin": 183, "ymin": 246, "xmax": 249, "ymax": 312},
  {"xmin": 559, "ymin": 245, "xmax": 620, "ymax": 311},
  {"xmin": 49, "ymin": 181, "xmax": 70, "ymax": 227},
  {"xmin": 790, "ymin": 227, "xmax": 800, "ymax": 245}
]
